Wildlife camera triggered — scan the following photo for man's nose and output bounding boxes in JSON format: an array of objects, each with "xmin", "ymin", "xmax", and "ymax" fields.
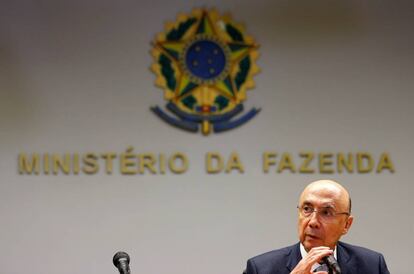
[{"xmin": 308, "ymin": 211, "xmax": 321, "ymax": 228}]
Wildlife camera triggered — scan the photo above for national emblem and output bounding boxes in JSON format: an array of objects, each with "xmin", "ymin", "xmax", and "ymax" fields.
[{"xmin": 151, "ymin": 8, "xmax": 260, "ymax": 135}]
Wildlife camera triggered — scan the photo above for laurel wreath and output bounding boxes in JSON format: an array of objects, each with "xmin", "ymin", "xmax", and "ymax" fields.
[
  {"xmin": 159, "ymin": 54, "xmax": 176, "ymax": 92},
  {"xmin": 224, "ymin": 23, "xmax": 250, "ymax": 90},
  {"xmin": 215, "ymin": 95, "xmax": 229, "ymax": 110},
  {"xmin": 159, "ymin": 18, "xmax": 197, "ymax": 93},
  {"xmin": 182, "ymin": 95, "xmax": 196, "ymax": 110},
  {"xmin": 167, "ymin": 18, "xmax": 197, "ymax": 41},
  {"xmin": 235, "ymin": 56, "xmax": 250, "ymax": 90},
  {"xmin": 225, "ymin": 23, "xmax": 244, "ymax": 42}
]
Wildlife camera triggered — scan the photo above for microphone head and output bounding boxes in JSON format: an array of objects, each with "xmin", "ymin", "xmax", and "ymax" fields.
[
  {"xmin": 113, "ymin": 251, "xmax": 130, "ymax": 267},
  {"xmin": 323, "ymin": 255, "xmax": 341, "ymax": 274}
]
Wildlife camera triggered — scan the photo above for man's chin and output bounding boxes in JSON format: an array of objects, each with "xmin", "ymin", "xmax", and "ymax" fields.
[{"xmin": 303, "ymin": 237, "xmax": 324, "ymax": 250}]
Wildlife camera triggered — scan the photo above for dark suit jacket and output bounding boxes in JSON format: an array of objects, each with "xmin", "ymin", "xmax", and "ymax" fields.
[{"xmin": 246, "ymin": 241, "xmax": 390, "ymax": 274}]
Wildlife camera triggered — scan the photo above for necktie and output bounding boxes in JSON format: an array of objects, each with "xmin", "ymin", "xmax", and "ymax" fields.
[{"xmin": 314, "ymin": 263, "xmax": 329, "ymax": 272}]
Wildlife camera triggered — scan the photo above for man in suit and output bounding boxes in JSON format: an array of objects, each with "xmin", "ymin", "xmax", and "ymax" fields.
[{"xmin": 245, "ymin": 180, "xmax": 390, "ymax": 274}]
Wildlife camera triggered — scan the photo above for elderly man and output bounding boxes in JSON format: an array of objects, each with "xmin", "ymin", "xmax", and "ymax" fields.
[{"xmin": 245, "ymin": 180, "xmax": 390, "ymax": 274}]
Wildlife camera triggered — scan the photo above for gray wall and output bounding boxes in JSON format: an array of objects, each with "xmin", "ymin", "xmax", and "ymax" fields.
[{"xmin": 1, "ymin": 1, "xmax": 413, "ymax": 273}]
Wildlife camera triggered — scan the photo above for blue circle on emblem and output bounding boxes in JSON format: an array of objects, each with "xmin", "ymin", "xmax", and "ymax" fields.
[{"xmin": 185, "ymin": 40, "xmax": 226, "ymax": 80}]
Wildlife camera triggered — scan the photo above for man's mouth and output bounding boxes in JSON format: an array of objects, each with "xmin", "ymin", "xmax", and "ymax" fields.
[{"xmin": 306, "ymin": 234, "xmax": 320, "ymax": 240}]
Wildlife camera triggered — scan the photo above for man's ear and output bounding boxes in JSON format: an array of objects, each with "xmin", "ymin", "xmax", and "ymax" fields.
[{"xmin": 342, "ymin": 215, "xmax": 354, "ymax": 235}]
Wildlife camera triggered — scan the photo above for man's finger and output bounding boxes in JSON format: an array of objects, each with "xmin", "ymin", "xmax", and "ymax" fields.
[{"xmin": 307, "ymin": 250, "xmax": 333, "ymax": 265}]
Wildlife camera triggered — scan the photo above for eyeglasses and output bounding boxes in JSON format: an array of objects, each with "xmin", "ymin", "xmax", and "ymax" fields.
[{"xmin": 297, "ymin": 205, "xmax": 350, "ymax": 222}]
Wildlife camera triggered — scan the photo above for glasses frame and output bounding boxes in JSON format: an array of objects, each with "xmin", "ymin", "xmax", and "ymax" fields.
[{"xmin": 297, "ymin": 205, "xmax": 350, "ymax": 222}]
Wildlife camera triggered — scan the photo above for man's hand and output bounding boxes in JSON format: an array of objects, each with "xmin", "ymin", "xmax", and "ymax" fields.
[{"xmin": 290, "ymin": 246, "xmax": 333, "ymax": 274}]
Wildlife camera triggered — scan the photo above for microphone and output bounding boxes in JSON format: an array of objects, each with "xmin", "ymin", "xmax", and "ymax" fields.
[
  {"xmin": 113, "ymin": 251, "xmax": 131, "ymax": 274},
  {"xmin": 322, "ymin": 255, "xmax": 341, "ymax": 274}
]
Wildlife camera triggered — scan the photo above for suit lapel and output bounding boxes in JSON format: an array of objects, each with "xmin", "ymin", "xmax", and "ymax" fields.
[
  {"xmin": 286, "ymin": 243, "xmax": 302, "ymax": 272},
  {"xmin": 337, "ymin": 242, "xmax": 357, "ymax": 274}
]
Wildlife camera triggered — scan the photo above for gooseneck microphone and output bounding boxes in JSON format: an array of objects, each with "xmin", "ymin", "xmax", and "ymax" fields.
[
  {"xmin": 113, "ymin": 251, "xmax": 131, "ymax": 274},
  {"xmin": 322, "ymin": 255, "xmax": 341, "ymax": 274}
]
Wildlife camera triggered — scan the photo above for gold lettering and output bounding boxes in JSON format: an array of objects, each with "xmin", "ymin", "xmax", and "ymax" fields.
[
  {"xmin": 225, "ymin": 152, "xmax": 244, "ymax": 173},
  {"xmin": 82, "ymin": 153, "xmax": 99, "ymax": 174},
  {"xmin": 319, "ymin": 153, "xmax": 334, "ymax": 174},
  {"xmin": 73, "ymin": 153, "xmax": 80, "ymax": 175},
  {"xmin": 278, "ymin": 153, "xmax": 296, "ymax": 173},
  {"xmin": 169, "ymin": 153, "xmax": 188, "ymax": 174},
  {"xmin": 206, "ymin": 152, "xmax": 223, "ymax": 174},
  {"xmin": 376, "ymin": 153, "xmax": 395, "ymax": 173},
  {"xmin": 120, "ymin": 146, "xmax": 137, "ymax": 175},
  {"xmin": 43, "ymin": 153, "xmax": 50, "ymax": 175},
  {"xmin": 159, "ymin": 154, "xmax": 166, "ymax": 174},
  {"xmin": 263, "ymin": 152, "xmax": 277, "ymax": 173},
  {"xmin": 138, "ymin": 153, "xmax": 157, "ymax": 174},
  {"xmin": 101, "ymin": 153, "xmax": 116, "ymax": 174},
  {"xmin": 52, "ymin": 153, "xmax": 71, "ymax": 175},
  {"xmin": 299, "ymin": 152, "xmax": 314, "ymax": 173},
  {"xmin": 357, "ymin": 152, "xmax": 373, "ymax": 173},
  {"xmin": 337, "ymin": 153, "xmax": 353, "ymax": 173},
  {"xmin": 18, "ymin": 153, "xmax": 40, "ymax": 175}
]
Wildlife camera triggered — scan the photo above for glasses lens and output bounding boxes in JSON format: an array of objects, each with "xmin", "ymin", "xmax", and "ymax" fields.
[
  {"xmin": 319, "ymin": 208, "xmax": 335, "ymax": 219},
  {"xmin": 298, "ymin": 206, "xmax": 338, "ymax": 222},
  {"xmin": 300, "ymin": 205, "xmax": 313, "ymax": 216}
]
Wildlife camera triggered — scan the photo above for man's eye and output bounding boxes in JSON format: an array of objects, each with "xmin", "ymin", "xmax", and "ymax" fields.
[
  {"xmin": 321, "ymin": 209, "xmax": 334, "ymax": 217},
  {"xmin": 303, "ymin": 206, "xmax": 313, "ymax": 213}
]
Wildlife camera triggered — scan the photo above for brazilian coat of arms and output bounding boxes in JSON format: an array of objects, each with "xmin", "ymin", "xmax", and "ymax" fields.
[{"xmin": 151, "ymin": 8, "xmax": 260, "ymax": 135}]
